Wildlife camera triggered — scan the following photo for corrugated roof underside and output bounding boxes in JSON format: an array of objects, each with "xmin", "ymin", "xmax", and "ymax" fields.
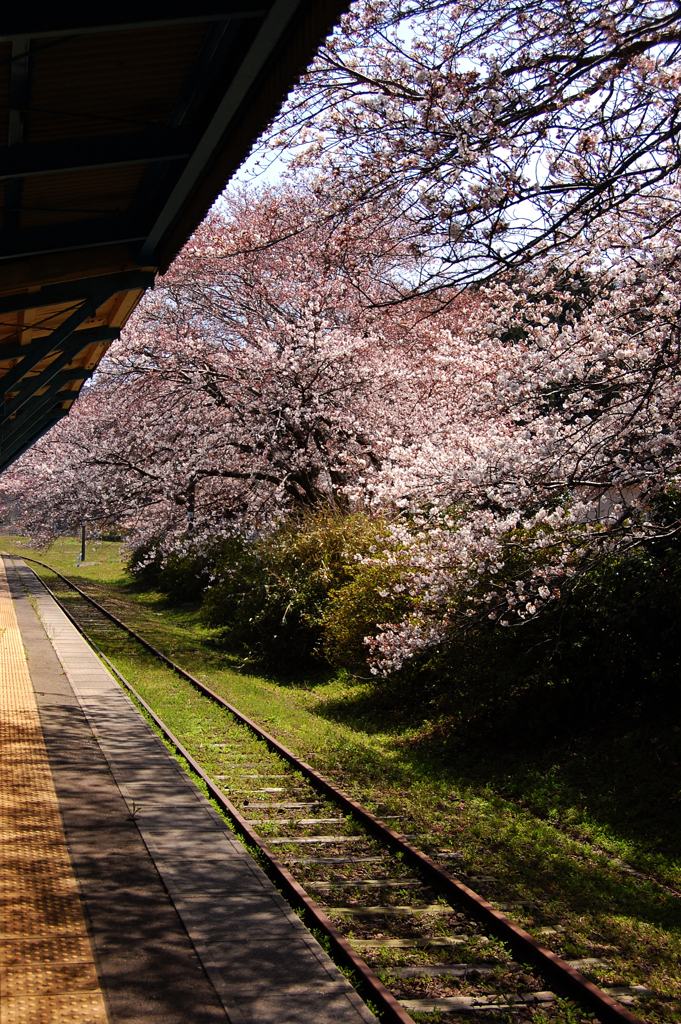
[{"xmin": 28, "ymin": 27, "xmax": 209, "ymax": 143}]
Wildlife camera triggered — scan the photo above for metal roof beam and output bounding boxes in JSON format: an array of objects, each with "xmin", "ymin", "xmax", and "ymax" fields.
[
  {"xmin": 2, "ymin": 374, "xmax": 91, "ymax": 433},
  {"xmin": 0, "ymin": 217, "xmax": 147, "ymax": 262},
  {"xmin": 138, "ymin": 0, "xmax": 303, "ymax": 264},
  {"xmin": 0, "ymin": 293, "xmax": 116, "ymax": 396},
  {"xmin": 0, "ymin": 327, "xmax": 116, "ymax": 363},
  {"xmin": 1, "ymin": 386, "xmax": 77, "ymax": 452},
  {"xmin": 8, "ymin": 38, "xmax": 30, "ymax": 147},
  {"xmin": 4, "ymin": 364, "xmax": 93, "ymax": 419},
  {"xmin": 2, "ymin": 405, "xmax": 67, "ymax": 456},
  {"xmin": 3, "ymin": 369, "xmax": 93, "ymax": 439},
  {"xmin": 25, "ymin": 366, "xmax": 95, "ymax": 389},
  {"xmin": 0, "ymin": 363, "xmax": 97, "ymax": 465},
  {"xmin": 0, "ymin": 409, "xmax": 69, "ymax": 473},
  {"xmin": 0, "ymin": 343, "xmax": 45, "ymax": 362},
  {"xmin": 0, "ymin": 128, "xmax": 195, "ymax": 182},
  {"xmin": 2, "ymin": 327, "xmax": 118, "ymax": 420},
  {"xmin": 0, "ymin": 270, "xmax": 155, "ymax": 317},
  {"xmin": 0, "ymin": 3, "xmax": 266, "ymax": 40},
  {"xmin": 5, "ymin": 36, "xmax": 31, "ymax": 232}
]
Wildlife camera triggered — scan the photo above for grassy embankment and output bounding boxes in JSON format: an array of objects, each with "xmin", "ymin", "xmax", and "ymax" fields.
[{"xmin": 4, "ymin": 534, "xmax": 681, "ymax": 1023}]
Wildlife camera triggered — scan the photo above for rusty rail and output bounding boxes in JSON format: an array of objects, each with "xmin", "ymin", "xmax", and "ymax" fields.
[{"xmin": 18, "ymin": 554, "xmax": 642, "ymax": 1024}]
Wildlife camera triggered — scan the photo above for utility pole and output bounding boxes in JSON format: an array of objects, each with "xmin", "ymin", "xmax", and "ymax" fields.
[{"xmin": 78, "ymin": 523, "xmax": 85, "ymax": 566}]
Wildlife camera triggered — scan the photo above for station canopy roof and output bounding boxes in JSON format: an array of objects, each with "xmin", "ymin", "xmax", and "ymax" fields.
[{"xmin": 0, "ymin": 1, "xmax": 345, "ymax": 472}]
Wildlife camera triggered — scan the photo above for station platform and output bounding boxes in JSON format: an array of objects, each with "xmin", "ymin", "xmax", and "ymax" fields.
[{"xmin": 0, "ymin": 556, "xmax": 377, "ymax": 1024}]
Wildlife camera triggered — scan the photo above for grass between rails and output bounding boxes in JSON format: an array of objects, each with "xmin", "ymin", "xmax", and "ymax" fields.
[{"xmin": 5, "ymin": 535, "xmax": 681, "ymax": 1023}]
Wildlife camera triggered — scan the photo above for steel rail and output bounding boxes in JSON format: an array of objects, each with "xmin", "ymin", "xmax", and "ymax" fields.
[
  {"xmin": 15, "ymin": 559, "xmax": 412, "ymax": 1024},
  {"xmin": 19, "ymin": 554, "xmax": 642, "ymax": 1024}
]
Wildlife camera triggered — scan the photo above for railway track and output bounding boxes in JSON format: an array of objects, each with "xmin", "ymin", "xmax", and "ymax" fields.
[{"xmin": 15, "ymin": 555, "xmax": 646, "ymax": 1024}]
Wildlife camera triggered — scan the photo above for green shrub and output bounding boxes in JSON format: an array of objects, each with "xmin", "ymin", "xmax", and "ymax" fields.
[
  {"xmin": 322, "ymin": 563, "xmax": 412, "ymax": 671},
  {"xmin": 202, "ymin": 509, "xmax": 389, "ymax": 670},
  {"xmin": 128, "ymin": 539, "xmax": 224, "ymax": 603},
  {"xmin": 155, "ymin": 548, "xmax": 218, "ymax": 603},
  {"xmin": 127, "ymin": 540, "xmax": 165, "ymax": 588},
  {"xmin": 422, "ymin": 538, "xmax": 681, "ymax": 726},
  {"xmin": 125, "ymin": 490, "xmax": 681, "ymax": 713},
  {"xmin": 320, "ymin": 494, "xmax": 681, "ymax": 720}
]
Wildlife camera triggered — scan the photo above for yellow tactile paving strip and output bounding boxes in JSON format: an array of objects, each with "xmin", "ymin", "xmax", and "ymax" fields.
[{"xmin": 0, "ymin": 560, "xmax": 108, "ymax": 1024}]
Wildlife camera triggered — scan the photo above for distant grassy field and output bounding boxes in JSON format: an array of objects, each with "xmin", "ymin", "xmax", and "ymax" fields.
[{"xmin": 3, "ymin": 532, "xmax": 680, "ymax": 1022}]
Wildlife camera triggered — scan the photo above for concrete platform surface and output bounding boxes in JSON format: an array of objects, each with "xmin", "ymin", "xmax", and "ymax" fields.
[
  {"xmin": 0, "ymin": 557, "xmax": 109, "ymax": 1024},
  {"xmin": 3, "ymin": 556, "xmax": 377, "ymax": 1024}
]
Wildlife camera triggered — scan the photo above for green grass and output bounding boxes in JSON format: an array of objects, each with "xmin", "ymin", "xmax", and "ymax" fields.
[
  {"xmin": 4, "ymin": 533, "xmax": 681, "ymax": 1022},
  {"xmin": 3, "ymin": 533, "xmax": 129, "ymax": 583}
]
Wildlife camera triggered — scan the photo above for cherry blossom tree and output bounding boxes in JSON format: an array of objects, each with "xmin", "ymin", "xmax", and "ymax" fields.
[
  {"xmin": 0, "ymin": 187, "xmax": 465, "ymax": 553},
  {"xmin": 362, "ymin": 192, "xmax": 681, "ymax": 672},
  {"xmin": 260, "ymin": 0, "xmax": 681, "ymax": 297},
  {"xmin": 211, "ymin": 0, "xmax": 681, "ymax": 671},
  {"xmin": 3, "ymin": 182, "xmax": 681, "ymax": 679}
]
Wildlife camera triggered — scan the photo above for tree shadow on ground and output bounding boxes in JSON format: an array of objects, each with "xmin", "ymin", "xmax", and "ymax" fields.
[{"xmin": 313, "ymin": 674, "xmax": 681, "ymax": 862}]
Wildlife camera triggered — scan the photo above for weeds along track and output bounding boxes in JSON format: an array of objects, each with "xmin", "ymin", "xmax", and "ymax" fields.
[{"xmin": 20, "ymin": 556, "xmax": 644, "ymax": 1024}]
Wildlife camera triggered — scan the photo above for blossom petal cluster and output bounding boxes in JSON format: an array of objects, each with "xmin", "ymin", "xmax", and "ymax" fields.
[{"xmin": 2, "ymin": 185, "xmax": 681, "ymax": 676}]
